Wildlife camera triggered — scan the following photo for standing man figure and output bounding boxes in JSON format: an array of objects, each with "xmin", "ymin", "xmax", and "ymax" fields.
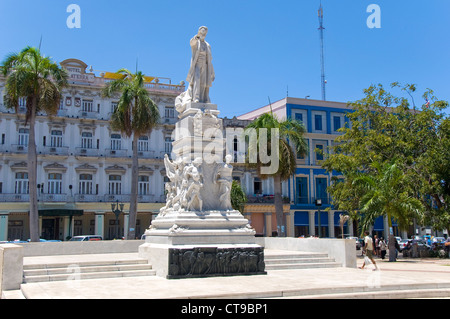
[{"xmin": 186, "ymin": 26, "xmax": 215, "ymax": 103}]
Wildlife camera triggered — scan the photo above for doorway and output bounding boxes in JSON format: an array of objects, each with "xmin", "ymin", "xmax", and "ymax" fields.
[{"xmin": 41, "ymin": 218, "xmax": 60, "ymax": 240}]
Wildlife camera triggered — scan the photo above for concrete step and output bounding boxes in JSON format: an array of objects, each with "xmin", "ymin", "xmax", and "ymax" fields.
[
  {"xmin": 264, "ymin": 250, "xmax": 340, "ymax": 270},
  {"xmin": 22, "ymin": 258, "xmax": 155, "ymax": 283},
  {"xmin": 265, "ymin": 262, "xmax": 341, "ymax": 270}
]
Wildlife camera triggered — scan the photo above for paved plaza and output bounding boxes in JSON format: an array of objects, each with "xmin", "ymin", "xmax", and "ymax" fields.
[{"xmin": 4, "ymin": 250, "xmax": 450, "ymax": 300}]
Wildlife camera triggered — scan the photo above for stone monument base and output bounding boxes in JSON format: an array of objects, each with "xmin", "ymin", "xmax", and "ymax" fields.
[
  {"xmin": 139, "ymin": 242, "xmax": 266, "ymax": 279},
  {"xmin": 138, "ymin": 209, "xmax": 266, "ymax": 279}
]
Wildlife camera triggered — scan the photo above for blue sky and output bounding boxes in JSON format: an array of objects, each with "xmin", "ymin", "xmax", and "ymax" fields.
[{"xmin": 1, "ymin": 0, "xmax": 449, "ymax": 118}]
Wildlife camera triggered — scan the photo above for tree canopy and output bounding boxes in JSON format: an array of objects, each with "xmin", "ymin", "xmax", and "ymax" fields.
[{"xmin": 322, "ymin": 83, "xmax": 450, "ymax": 235}]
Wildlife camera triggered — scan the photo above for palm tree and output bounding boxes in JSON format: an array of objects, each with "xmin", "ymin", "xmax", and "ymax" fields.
[
  {"xmin": 103, "ymin": 69, "xmax": 160, "ymax": 240},
  {"xmin": 245, "ymin": 112, "xmax": 308, "ymax": 237},
  {"xmin": 353, "ymin": 161, "xmax": 423, "ymax": 261},
  {"xmin": 2, "ymin": 47, "xmax": 68, "ymax": 242}
]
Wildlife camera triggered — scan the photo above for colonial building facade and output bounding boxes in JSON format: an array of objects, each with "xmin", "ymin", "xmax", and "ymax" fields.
[
  {"xmin": 0, "ymin": 58, "xmax": 285, "ymax": 241},
  {"xmin": 238, "ymin": 97, "xmax": 406, "ymax": 239}
]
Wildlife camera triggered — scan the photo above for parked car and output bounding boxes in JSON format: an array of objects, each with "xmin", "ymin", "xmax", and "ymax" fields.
[
  {"xmin": 69, "ymin": 235, "xmax": 103, "ymax": 241},
  {"xmin": 432, "ymin": 237, "xmax": 446, "ymax": 244},
  {"xmin": 346, "ymin": 236, "xmax": 362, "ymax": 250},
  {"xmin": 398, "ymin": 239, "xmax": 409, "ymax": 252}
]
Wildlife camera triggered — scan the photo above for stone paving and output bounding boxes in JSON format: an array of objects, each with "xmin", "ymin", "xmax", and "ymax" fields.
[{"xmin": 4, "ymin": 251, "xmax": 449, "ymax": 299}]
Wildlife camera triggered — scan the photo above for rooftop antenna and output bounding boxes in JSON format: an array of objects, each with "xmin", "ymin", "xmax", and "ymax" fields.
[
  {"xmin": 268, "ymin": 96, "xmax": 273, "ymax": 114},
  {"xmin": 318, "ymin": 1, "xmax": 326, "ymax": 101}
]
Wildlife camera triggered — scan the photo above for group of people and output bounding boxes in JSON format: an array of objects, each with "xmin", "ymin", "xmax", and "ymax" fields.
[{"xmin": 360, "ymin": 232, "xmax": 401, "ymax": 270}]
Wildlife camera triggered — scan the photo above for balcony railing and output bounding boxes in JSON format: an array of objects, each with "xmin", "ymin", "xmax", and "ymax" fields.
[
  {"xmin": 11, "ymin": 144, "xmax": 28, "ymax": 154},
  {"xmin": 39, "ymin": 193, "xmax": 68, "ymax": 202},
  {"xmin": 41, "ymin": 146, "xmax": 69, "ymax": 156},
  {"xmin": 105, "ymin": 149, "xmax": 128, "ymax": 157},
  {"xmin": 74, "ymin": 147, "xmax": 100, "ymax": 157},
  {"xmin": 0, "ymin": 194, "xmax": 30, "ymax": 202}
]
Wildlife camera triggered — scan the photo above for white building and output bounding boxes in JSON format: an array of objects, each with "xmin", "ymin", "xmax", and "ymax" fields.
[{"xmin": 0, "ymin": 58, "xmax": 286, "ymax": 241}]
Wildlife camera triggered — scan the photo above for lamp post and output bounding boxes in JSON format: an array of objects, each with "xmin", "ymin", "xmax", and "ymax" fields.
[
  {"xmin": 315, "ymin": 198, "xmax": 322, "ymax": 238},
  {"xmin": 111, "ymin": 199, "xmax": 124, "ymax": 239}
]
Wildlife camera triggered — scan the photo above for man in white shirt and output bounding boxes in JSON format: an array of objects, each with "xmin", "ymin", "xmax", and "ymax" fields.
[{"xmin": 361, "ymin": 231, "xmax": 379, "ymax": 270}]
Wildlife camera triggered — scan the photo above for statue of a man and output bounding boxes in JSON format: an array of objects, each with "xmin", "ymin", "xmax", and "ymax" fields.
[{"xmin": 186, "ymin": 26, "xmax": 215, "ymax": 104}]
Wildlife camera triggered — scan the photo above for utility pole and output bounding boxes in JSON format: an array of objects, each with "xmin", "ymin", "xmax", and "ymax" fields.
[{"xmin": 318, "ymin": 2, "xmax": 326, "ymax": 101}]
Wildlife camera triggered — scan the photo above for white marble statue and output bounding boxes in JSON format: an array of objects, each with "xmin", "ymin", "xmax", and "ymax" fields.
[
  {"xmin": 185, "ymin": 26, "xmax": 215, "ymax": 104},
  {"xmin": 214, "ymin": 154, "xmax": 233, "ymax": 210}
]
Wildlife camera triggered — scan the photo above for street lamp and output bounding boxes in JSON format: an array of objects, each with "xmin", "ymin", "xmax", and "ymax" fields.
[
  {"xmin": 315, "ymin": 198, "xmax": 322, "ymax": 238},
  {"xmin": 111, "ymin": 199, "xmax": 124, "ymax": 239}
]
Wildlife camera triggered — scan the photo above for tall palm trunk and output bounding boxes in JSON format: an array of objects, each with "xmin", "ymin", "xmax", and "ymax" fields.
[
  {"xmin": 28, "ymin": 97, "xmax": 39, "ymax": 242},
  {"xmin": 387, "ymin": 210, "xmax": 397, "ymax": 262},
  {"xmin": 128, "ymin": 133, "xmax": 139, "ymax": 240},
  {"xmin": 273, "ymin": 174, "xmax": 285, "ymax": 237}
]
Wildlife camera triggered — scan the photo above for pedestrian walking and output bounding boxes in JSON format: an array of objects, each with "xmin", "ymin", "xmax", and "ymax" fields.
[
  {"xmin": 360, "ymin": 231, "xmax": 379, "ymax": 271},
  {"xmin": 379, "ymin": 237, "xmax": 387, "ymax": 259}
]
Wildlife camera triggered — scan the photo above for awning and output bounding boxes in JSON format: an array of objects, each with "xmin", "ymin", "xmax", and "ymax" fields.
[{"xmin": 38, "ymin": 209, "xmax": 83, "ymax": 217}]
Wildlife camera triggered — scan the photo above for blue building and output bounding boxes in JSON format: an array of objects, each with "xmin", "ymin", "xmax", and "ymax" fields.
[{"xmin": 238, "ymin": 97, "xmax": 403, "ymax": 239}]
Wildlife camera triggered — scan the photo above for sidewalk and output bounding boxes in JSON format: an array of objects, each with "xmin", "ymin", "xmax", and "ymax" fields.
[{"xmin": 7, "ymin": 251, "xmax": 450, "ymax": 299}]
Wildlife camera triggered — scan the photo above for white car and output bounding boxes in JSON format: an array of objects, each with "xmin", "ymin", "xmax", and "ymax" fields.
[{"xmin": 69, "ymin": 235, "xmax": 103, "ymax": 241}]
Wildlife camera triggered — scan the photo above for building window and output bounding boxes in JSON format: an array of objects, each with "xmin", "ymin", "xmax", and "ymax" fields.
[
  {"xmin": 81, "ymin": 132, "xmax": 93, "ymax": 149},
  {"xmin": 15, "ymin": 172, "xmax": 29, "ymax": 194},
  {"xmin": 165, "ymin": 137, "xmax": 172, "ymax": 154},
  {"xmin": 315, "ymin": 177, "xmax": 328, "ymax": 204},
  {"xmin": 315, "ymin": 144, "xmax": 324, "ymax": 161},
  {"xmin": 79, "ymin": 174, "xmax": 93, "ymax": 195},
  {"xmin": 165, "ymin": 106, "xmax": 175, "ymax": 118},
  {"xmin": 111, "ymin": 134, "xmax": 122, "ymax": 150},
  {"xmin": 314, "ymin": 114, "xmax": 323, "ymax": 131},
  {"xmin": 296, "ymin": 177, "xmax": 308, "ymax": 204},
  {"xmin": 82, "ymin": 100, "xmax": 94, "ymax": 112},
  {"xmin": 18, "ymin": 97, "xmax": 27, "ymax": 108},
  {"xmin": 138, "ymin": 175, "xmax": 150, "ymax": 195},
  {"xmin": 18, "ymin": 128, "xmax": 29, "ymax": 146},
  {"xmin": 111, "ymin": 102, "xmax": 118, "ymax": 113},
  {"xmin": 295, "ymin": 113, "xmax": 303, "ymax": 123},
  {"xmin": 253, "ymin": 177, "xmax": 262, "ymax": 195},
  {"xmin": 138, "ymin": 136, "xmax": 149, "ymax": 152},
  {"xmin": 50, "ymin": 130, "xmax": 63, "ymax": 147},
  {"xmin": 333, "ymin": 116, "xmax": 341, "ymax": 132},
  {"xmin": 48, "ymin": 173, "xmax": 62, "ymax": 194},
  {"xmin": 108, "ymin": 175, "xmax": 122, "ymax": 195}
]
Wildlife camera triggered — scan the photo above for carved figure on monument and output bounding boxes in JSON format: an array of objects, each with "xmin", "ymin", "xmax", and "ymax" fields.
[
  {"xmin": 183, "ymin": 158, "xmax": 204, "ymax": 211},
  {"xmin": 214, "ymin": 154, "xmax": 233, "ymax": 210},
  {"xmin": 185, "ymin": 26, "xmax": 215, "ymax": 104}
]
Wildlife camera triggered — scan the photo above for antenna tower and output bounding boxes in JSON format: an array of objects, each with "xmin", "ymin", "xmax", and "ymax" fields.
[{"xmin": 318, "ymin": 2, "xmax": 326, "ymax": 101}]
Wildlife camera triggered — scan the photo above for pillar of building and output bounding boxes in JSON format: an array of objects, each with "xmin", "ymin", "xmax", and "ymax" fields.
[
  {"xmin": 63, "ymin": 216, "xmax": 73, "ymax": 240},
  {"xmin": 328, "ymin": 210, "xmax": 335, "ymax": 238},
  {"xmin": 349, "ymin": 220, "xmax": 354, "ymax": 237},
  {"xmin": 0, "ymin": 212, "xmax": 9, "ymax": 242},
  {"xmin": 308, "ymin": 211, "xmax": 315, "ymax": 236},
  {"xmin": 94, "ymin": 211, "xmax": 105, "ymax": 238},
  {"xmin": 123, "ymin": 212, "xmax": 129, "ymax": 240},
  {"xmin": 286, "ymin": 211, "xmax": 294, "ymax": 237}
]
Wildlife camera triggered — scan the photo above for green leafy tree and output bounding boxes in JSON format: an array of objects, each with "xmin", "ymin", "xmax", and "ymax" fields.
[
  {"xmin": 353, "ymin": 161, "xmax": 424, "ymax": 260},
  {"xmin": 245, "ymin": 112, "xmax": 308, "ymax": 237},
  {"xmin": 103, "ymin": 69, "xmax": 160, "ymax": 240},
  {"xmin": 2, "ymin": 47, "xmax": 68, "ymax": 242},
  {"xmin": 323, "ymin": 83, "xmax": 450, "ymax": 236},
  {"xmin": 230, "ymin": 180, "xmax": 247, "ymax": 214}
]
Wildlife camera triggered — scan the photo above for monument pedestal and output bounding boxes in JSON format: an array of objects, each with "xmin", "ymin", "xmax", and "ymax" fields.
[{"xmin": 139, "ymin": 209, "xmax": 266, "ymax": 278}]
